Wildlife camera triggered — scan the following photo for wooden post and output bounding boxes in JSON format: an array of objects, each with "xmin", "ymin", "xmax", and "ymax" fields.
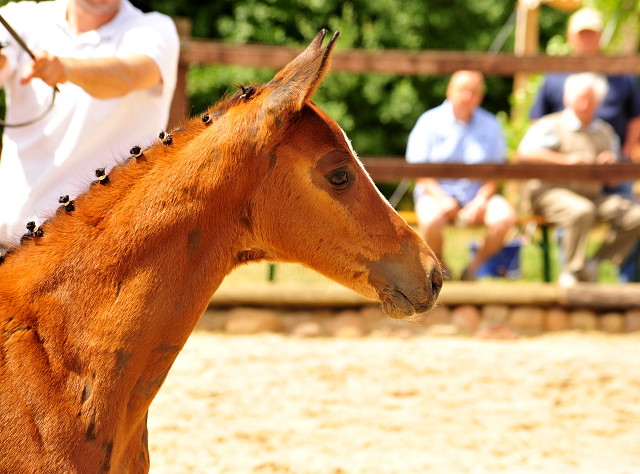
[
  {"xmin": 168, "ymin": 17, "xmax": 192, "ymax": 129},
  {"xmin": 512, "ymin": 0, "xmax": 540, "ymax": 120}
]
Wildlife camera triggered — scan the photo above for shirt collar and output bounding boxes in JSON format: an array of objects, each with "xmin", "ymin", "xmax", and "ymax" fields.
[
  {"xmin": 53, "ymin": 0, "xmax": 132, "ymax": 43},
  {"xmin": 442, "ymin": 99, "xmax": 475, "ymax": 126},
  {"xmin": 97, "ymin": 0, "xmax": 134, "ymax": 40},
  {"xmin": 53, "ymin": 0, "xmax": 71, "ymax": 32}
]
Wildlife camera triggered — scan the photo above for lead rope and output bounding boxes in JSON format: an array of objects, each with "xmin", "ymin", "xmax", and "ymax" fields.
[
  {"xmin": 0, "ymin": 14, "xmax": 59, "ymax": 128},
  {"xmin": 0, "ymin": 86, "xmax": 57, "ymax": 127}
]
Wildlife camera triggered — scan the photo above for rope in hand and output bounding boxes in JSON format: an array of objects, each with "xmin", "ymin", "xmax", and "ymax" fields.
[{"xmin": 0, "ymin": 13, "xmax": 58, "ymax": 128}]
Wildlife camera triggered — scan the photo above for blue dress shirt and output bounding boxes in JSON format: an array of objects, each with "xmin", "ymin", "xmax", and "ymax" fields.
[{"xmin": 406, "ymin": 99, "xmax": 506, "ymax": 206}]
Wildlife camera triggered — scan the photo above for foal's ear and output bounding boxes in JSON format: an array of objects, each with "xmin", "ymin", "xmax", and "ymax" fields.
[{"xmin": 262, "ymin": 30, "xmax": 339, "ymax": 116}]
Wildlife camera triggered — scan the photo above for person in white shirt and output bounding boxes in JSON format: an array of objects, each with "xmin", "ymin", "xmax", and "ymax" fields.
[{"xmin": 0, "ymin": 0, "xmax": 179, "ymax": 248}]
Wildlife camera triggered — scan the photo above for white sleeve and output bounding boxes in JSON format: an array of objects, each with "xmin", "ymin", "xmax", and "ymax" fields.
[
  {"xmin": 118, "ymin": 13, "xmax": 180, "ymax": 96},
  {"xmin": 518, "ymin": 118, "xmax": 561, "ymax": 154}
]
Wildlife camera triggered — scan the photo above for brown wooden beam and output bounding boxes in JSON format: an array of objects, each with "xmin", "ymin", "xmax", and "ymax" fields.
[
  {"xmin": 180, "ymin": 39, "xmax": 640, "ymax": 76},
  {"xmin": 207, "ymin": 281, "xmax": 640, "ymax": 310},
  {"xmin": 360, "ymin": 158, "xmax": 640, "ymax": 182},
  {"xmin": 560, "ymin": 284, "xmax": 640, "ymax": 309}
]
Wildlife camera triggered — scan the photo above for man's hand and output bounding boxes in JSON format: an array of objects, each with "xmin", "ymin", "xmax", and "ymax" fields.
[
  {"xmin": 436, "ymin": 193, "xmax": 461, "ymax": 221},
  {"xmin": 20, "ymin": 50, "xmax": 69, "ymax": 87},
  {"xmin": 460, "ymin": 195, "xmax": 487, "ymax": 225},
  {"xmin": 596, "ymin": 150, "xmax": 617, "ymax": 164},
  {"xmin": 596, "ymin": 150, "xmax": 620, "ymax": 187},
  {"xmin": 565, "ymin": 151, "xmax": 596, "ymax": 164}
]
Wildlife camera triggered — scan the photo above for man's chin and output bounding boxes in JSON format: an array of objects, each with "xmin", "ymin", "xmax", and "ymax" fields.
[{"xmin": 75, "ymin": 0, "xmax": 121, "ymax": 16}]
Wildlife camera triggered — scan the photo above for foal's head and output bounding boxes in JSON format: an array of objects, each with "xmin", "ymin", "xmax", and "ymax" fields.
[{"xmin": 201, "ymin": 30, "xmax": 442, "ymax": 318}]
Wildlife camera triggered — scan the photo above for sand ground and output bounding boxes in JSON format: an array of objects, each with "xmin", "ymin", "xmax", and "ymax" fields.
[{"xmin": 148, "ymin": 330, "xmax": 640, "ymax": 474}]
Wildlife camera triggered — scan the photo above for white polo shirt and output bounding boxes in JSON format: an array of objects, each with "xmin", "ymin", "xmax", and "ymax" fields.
[{"xmin": 0, "ymin": 0, "xmax": 179, "ymax": 245}]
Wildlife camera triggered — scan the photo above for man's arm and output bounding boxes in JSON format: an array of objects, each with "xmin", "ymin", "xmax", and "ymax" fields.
[
  {"xmin": 417, "ymin": 178, "xmax": 453, "ymax": 201},
  {"xmin": 20, "ymin": 50, "xmax": 162, "ymax": 99},
  {"xmin": 515, "ymin": 147, "xmax": 595, "ymax": 165},
  {"xmin": 474, "ymin": 181, "xmax": 498, "ymax": 202},
  {"xmin": 516, "ymin": 115, "xmax": 597, "ymax": 165},
  {"xmin": 0, "ymin": 52, "xmax": 8, "ymax": 84},
  {"xmin": 623, "ymin": 115, "xmax": 640, "ymax": 161},
  {"xmin": 458, "ymin": 180, "xmax": 497, "ymax": 224}
]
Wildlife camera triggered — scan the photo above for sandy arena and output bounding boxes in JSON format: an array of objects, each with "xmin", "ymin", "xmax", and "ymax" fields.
[{"xmin": 148, "ymin": 330, "xmax": 640, "ymax": 474}]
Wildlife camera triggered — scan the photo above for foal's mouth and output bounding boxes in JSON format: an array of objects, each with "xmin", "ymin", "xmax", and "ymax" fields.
[
  {"xmin": 364, "ymin": 245, "xmax": 443, "ymax": 320},
  {"xmin": 379, "ymin": 286, "xmax": 440, "ymax": 320}
]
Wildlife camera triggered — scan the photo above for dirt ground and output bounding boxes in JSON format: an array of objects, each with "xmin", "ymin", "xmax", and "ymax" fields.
[{"xmin": 148, "ymin": 330, "xmax": 640, "ymax": 474}]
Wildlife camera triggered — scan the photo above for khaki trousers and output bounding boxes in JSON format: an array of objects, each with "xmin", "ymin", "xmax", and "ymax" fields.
[{"xmin": 533, "ymin": 188, "xmax": 640, "ymax": 273}]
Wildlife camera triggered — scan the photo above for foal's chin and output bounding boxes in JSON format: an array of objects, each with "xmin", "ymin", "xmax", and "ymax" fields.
[
  {"xmin": 380, "ymin": 290, "xmax": 439, "ymax": 320},
  {"xmin": 365, "ymin": 247, "xmax": 443, "ymax": 320}
]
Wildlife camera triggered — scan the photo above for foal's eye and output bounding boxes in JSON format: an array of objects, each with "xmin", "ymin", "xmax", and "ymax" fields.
[{"xmin": 327, "ymin": 170, "xmax": 350, "ymax": 188}]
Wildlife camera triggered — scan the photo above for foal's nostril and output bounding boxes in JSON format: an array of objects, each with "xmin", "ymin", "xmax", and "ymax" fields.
[{"xmin": 431, "ymin": 267, "xmax": 443, "ymax": 296}]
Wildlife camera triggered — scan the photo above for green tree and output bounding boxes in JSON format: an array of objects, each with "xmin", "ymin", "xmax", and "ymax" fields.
[
  {"xmin": 136, "ymin": 0, "xmax": 566, "ymax": 157},
  {"xmin": 591, "ymin": 0, "xmax": 639, "ymax": 53}
]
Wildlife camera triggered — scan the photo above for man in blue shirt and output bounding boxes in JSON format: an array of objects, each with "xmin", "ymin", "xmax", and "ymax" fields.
[{"xmin": 406, "ymin": 70, "xmax": 516, "ymax": 280}]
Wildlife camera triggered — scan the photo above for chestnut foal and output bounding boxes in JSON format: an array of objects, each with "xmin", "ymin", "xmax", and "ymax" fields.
[{"xmin": 0, "ymin": 30, "xmax": 441, "ymax": 473}]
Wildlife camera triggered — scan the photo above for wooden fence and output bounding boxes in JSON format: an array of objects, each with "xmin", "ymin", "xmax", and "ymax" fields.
[
  {"xmin": 169, "ymin": 20, "xmax": 640, "ymax": 132},
  {"xmin": 168, "ymin": 23, "xmax": 640, "ymax": 185},
  {"xmin": 360, "ymin": 160, "xmax": 640, "ymax": 182}
]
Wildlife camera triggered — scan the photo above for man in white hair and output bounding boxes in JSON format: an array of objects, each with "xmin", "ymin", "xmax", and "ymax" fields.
[
  {"xmin": 517, "ymin": 72, "xmax": 640, "ymax": 287},
  {"xmin": 530, "ymin": 8, "xmax": 640, "ymax": 166}
]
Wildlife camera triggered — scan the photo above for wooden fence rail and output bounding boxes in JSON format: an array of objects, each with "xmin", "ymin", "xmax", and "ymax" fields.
[
  {"xmin": 179, "ymin": 38, "xmax": 640, "ymax": 76},
  {"xmin": 359, "ymin": 159, "xmax": 640, "ymax": 182},
  {"xmin": 169, "ymin": 25, "xmax": 640, "ymax": 188},
  {"xmin": 168, "ymin": 23, "xmax": 640, "ymax": 125}
]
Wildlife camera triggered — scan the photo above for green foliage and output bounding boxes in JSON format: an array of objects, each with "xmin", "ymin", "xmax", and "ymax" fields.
[
  {"xmin": 540, "ymin": 1, "xmax": 640, "ymax": 54},
  {"xmin": 0, "ymin": 1, "xmax": 569, "ymax": 194},
  {"xmin": 497, "ymin": 74, "xmax": 544, "ymax": 160},
  {"xmin": 135, "ymin": 0, "xmax": 566, "ymax": 163},
  {"xmin": 187, "ymin": 64, "xmax": 275, "ymax": 112},
  {"xmin": 590, "ymin": 0, "xmax": 640, "ymax": 53}
]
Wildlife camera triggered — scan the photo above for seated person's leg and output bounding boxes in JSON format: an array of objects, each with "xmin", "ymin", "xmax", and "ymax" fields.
[
  {"xmin": 593, "ymin": 194, "xmax": 640, "ymax": 268},
  {"xmin": 415, "ymin": 194, "xmax": 456, "ymax": 270},
  {"xmin": 464, "ymin": 195, "xmax": 517, "ymax": 277},
  {"xmin": 535, "ymin": 188, "xmax": 595, "ymax": 285}
]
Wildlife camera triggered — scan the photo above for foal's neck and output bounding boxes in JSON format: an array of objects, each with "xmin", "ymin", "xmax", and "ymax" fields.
[{"xmin": 2, "ymin": 119, "xmax": 258, "ymax": 395}]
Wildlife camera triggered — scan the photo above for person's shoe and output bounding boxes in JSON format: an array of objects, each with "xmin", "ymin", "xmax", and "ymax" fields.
[
  {"xmin": 580, "ymin": 259, "xmax": 599, "ymax": 283},
  {"xmin": 558, "ymin": 270, "xmax": 578, "ymax": 287},
  {"xmin": 460, "ymin": 265, "xmax": 476, "ymax": 281}
]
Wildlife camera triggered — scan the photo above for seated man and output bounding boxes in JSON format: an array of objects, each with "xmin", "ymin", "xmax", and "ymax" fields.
[
  {"xmin": 516, "ymin": 72, "xmax": 640, "ymax": 287},
  {"xmin": 406, "ymin": 70, "xmax": 516, "ymax": 280}
]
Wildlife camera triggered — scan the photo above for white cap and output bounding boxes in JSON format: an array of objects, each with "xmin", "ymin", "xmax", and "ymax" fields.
[{"xmin": 567, "ymin": 8, "xmax": 604, "ymax": 35}]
